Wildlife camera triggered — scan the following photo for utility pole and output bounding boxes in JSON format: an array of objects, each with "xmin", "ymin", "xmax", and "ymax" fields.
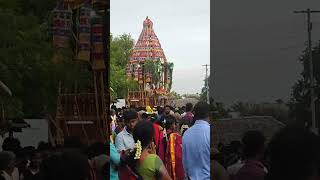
[
  {"xmin": 203, "ymin": 64, "xmax": 210, "ymax": 104},
  {"xmin": 294, "ymin": 9, "xmax": 320, "ymax": 134}
]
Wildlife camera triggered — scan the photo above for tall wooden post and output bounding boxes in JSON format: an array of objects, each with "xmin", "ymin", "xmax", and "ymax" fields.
[{"xmin": 92, "ymin": 1, "xmax": 109, "ymax": 141}]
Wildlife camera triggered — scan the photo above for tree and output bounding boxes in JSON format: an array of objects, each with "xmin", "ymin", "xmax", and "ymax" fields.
[
  {"xmin": 182, "ymin": 93, "xmax": 200, "ymax": 100},
  {"xmin": 110, "ymin": 34, "xmax": 136, "ymax": 99},
  {"xmin": 0, "ymin": 0, "xmax": 93, "ymax": 118},
  {"xmin": 169, "ymin": 91, "xmax": 182, "ymax": 100},
  {"xmin": 210, "ymin": 101, "xmax": 229, "ymax": 119},
  {"xmin": 289, "ymin": 43, "xmax": 320, "ymax": 128},
  {"xmin": 0, "ymin": 0, "xmax": 56, "ymax": 118},
  {"xmin": 200, "ymin": 75, "xmax": 210, "ymax": 102},
  {"xmin": 110, "ymin": 34, "xmax": 135, "ymax": 67}
]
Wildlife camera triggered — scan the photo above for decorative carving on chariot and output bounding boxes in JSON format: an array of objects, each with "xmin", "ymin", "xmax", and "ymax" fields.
[{"xmin": 126, "ymin": 17, "xmax": 174, "ymax": 107}]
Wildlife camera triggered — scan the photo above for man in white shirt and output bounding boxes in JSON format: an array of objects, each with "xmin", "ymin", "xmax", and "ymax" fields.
[
  {"xmin": 115, "ymin": 109, "xmax": 138, "ymax": 152},
  {"xmin": 181, "ymin": 103, "xmax": 194, "ymax": 118}
]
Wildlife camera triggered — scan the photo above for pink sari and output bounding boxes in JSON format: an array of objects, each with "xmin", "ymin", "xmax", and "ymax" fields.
[{"xmin": 153, "ymin": 124, "xmax": 165, "ymax": 162}]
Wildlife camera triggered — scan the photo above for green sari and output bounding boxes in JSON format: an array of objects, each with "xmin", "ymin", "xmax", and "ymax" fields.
[{"xmin": 137, "ymin": 154, "xmax": 166, "ymax": 180}]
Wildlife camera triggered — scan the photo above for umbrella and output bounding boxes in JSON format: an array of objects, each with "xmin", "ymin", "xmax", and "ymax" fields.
[{"xmin": 0, "ymin": 80, "xmax": 12, "ymax": 96}]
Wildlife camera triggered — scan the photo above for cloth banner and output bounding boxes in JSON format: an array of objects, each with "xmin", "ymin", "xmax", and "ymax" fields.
[
  {"xmin": 91, "ymin": 15, "xmax": 105, "ymax": 70},
  {"xmin": 77, "ymin": 6, "xmax": 91, "ymax": 61},
  {"xmin": 52, "ymin": 8, "xmax": 72, "ymax": 48}
]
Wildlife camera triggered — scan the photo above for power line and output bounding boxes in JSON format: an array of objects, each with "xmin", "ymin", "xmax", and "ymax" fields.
[{"xmin": 294, "ymin": 8, "xmax": 320, "ymax": 134}]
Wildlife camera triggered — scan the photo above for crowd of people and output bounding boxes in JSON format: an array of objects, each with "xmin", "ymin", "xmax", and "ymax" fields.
[
  {"xmin": 109, "ymin": 102, "xmax": 211, "ymax": 180},
  {"xmin": 4, "ymin": 100, "xmax": 319, "ymax": 180},
  {"xmin": 0, "ymin": 101, "xmax": 211, "ymax": 180},
  {"xmin": 212, "ymin": 127, "xmax": 320, "ymax": 180},
  {"xmin": 0, "ymin": 136, "xmax": 108, "ymax": 180}
]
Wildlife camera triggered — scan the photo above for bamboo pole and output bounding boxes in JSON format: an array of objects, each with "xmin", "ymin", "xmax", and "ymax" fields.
[
  {"xmin": 93, "ymin": 72, "xmax": 101, "ymax": 137},
  {"xmin": 64, "ymin": 95, "xmax": 70, "ymax": 137},
  {"xmin": 1, "ymin": 103, "xmax": 4, "ymax": 125},
  {"xmin": 142, "ymin": 65, "xmax": 146, "ymax": 106},
  {"xmin": 74, "ymin": 95, "xmax": 89, "ymax": 145},
  {"xmin": 100, "ymin": 71, "xmax": 106, "ymax": 140}
]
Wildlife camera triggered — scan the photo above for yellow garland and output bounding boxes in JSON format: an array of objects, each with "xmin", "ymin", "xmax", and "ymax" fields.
[{"xmin": 134, "ymin": 140, "xmax": 142, "ymax": 159}]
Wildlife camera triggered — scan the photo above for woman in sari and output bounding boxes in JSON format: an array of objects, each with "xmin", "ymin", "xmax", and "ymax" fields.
[
  {"xmin": 164, "ymin": 115, "xmax": 185, "ymax": 180},
  {"xmin": 126, "ymin": 121, "xmax": 172, "ymax": 180},
  {"xmin": 110, "ymin": 142, "xmax": 120, "ymax": 180},
  {"xmin": 153, "ymin": 122, "xmax": 165, "ymax": 163},
  {"xmin": 142, "ymin": 109, "xmax": 165, "ymax": 163}
]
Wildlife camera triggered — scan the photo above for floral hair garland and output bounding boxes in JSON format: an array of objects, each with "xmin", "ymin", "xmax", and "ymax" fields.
[{"xmin": 134, "ymin": 140, "xmax": 142, "ymax": 159}]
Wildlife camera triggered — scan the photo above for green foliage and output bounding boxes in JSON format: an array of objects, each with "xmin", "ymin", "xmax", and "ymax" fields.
[
  {"xmin": 200, "ymin": 75, "xmax": 209, "ymax": 102},
  {"xmin": 167, "ymin": 62, "xmax": 174, "ymax": 91},
  {"xmin": 210, "ymin": 101, "xmax": 229, "ymax": 119},
  {"xmin": 0, "ymin": 96, "xmax": 24, "ymax": 119},
  {"xmin": 169, "ymin": 91, "xmax": 182, "ymax": 99},
  {"xmin": 200, "ymin": 87, "xmax": 207, "ymax": 102},
  {"xmin": 0, "ymin": 1, "xmax": 56, "ymax": 118},
  {"xmin": 0, "ymin": 0, "xmax": 56, "ymax": 21},
  {"xmin": 0, "ymin": 0, "xmax": 93, "ymax": 118},
  {"xmin": 110, "ymin": 34, "xmax": 135, "ymax": 67},
  {"xmin": 289, "ymin": 44, "xmax": 320, "ymax": 126},
  {"xmin": 144, "ymin": 60, "xmax": 160, "ymax": 83},
  {"xmin": 110, "ymin": 33, "xmax": 136, "ymax": 99},
  {"xmin": 182, "ymin": 94, "xmax": 200, "ymax": 100}
]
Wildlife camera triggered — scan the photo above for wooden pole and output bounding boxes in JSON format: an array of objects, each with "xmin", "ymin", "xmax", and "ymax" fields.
[
  {"xmin": 64, "ymin": 95, "xmax": 70, "ymax": 137},
  {"xmin": 100, "ymin": 71, "xmax": 106, "ymax": 139},
  {"xmin": 143, "ymin": 64, "xmax": 147, "ymax": 106},
  {"xmin": 74, "ymin": 95, "xmax": 89, "ymax": 144},
  {"xmin": 164, "ymin": 63, "xmax": 167, "ymax": 90},
  {"xmin": 1, "ymin": 103, "xmax": 4, "ymax": 125},
  {"xmin": 93, "ymin": 72, "xmax": 101, "ymax": 136}
]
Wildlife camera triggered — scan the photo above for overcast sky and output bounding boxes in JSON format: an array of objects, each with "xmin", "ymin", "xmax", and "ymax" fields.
[
  {"xmin": 110, "ymin": 0, "xmax": 210, "ymax": 95},
  {"xmin": 212, "ymin": 0, "xmax": 320, "ymax": 105}
]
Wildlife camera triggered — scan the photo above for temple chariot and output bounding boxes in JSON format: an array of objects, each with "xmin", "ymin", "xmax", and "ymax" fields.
[{"xmin": 126, "ymin": 17, "xmax": 174, "ymax": 107}]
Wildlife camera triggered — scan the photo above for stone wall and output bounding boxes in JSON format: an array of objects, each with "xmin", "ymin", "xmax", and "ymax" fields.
[
  {"xmin": 212, "ymin": 116, "xmax": 285, "ymax": 147},
  {"xmin": 174, "ymin": 98, "xmax": 199, "ymax": 108}
]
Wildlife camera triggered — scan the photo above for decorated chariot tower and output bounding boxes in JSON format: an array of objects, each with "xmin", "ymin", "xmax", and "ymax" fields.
[{"xmin": 126, "ymin": 17, "xmax": 174, "ymax": 107}]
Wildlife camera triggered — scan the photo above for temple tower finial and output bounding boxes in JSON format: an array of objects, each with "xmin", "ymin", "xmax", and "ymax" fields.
[{"xmin": 130, "ymin": 17, "xmax": 166, "ymax": 63}]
